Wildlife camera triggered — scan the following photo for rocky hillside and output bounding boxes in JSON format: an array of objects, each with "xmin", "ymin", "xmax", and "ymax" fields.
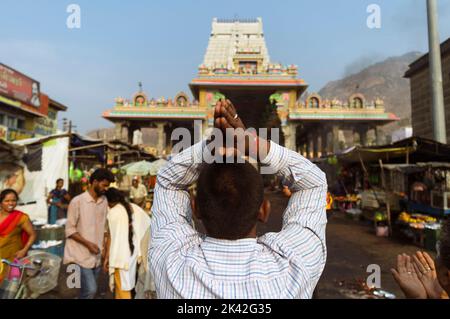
[{"xmin": 319, "ymin": 52, "xmax": 422, "ymax": 134}]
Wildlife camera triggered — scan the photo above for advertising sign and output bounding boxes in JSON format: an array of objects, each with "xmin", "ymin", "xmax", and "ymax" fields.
[{"xmin": 0, "ymin": 63, "xmax": 41, "ymax": 108}]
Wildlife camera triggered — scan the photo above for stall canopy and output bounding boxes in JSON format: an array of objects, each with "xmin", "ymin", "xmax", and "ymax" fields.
[
  {"xmin": 1, "ymin": 132, "xmax": 160, "ymax": 222},
  {"xmin": 122, "ymin": 161, "xmax": 153, "ymax": 176},
  {"xmin": 148, "ymin": 158, "xmax": 168, "ymax": 176},
  {"xmin": 334, "ymin": 137, "xmax": 450, "ymax": 164},
  {"xmin": 1, "ymin": 134, "xmax": 71, "ymax": 222},
  {"xmin": 0, "ymin": 139, "xmax": 24, "ymax": 162},
  {"xmin": 381, "ymin": 162, "xmax": 450, "ymax": 173},
  {"xmin": 121, "ymin": 158, "xmax": 168, "ymax": 176},
  {"xmin": 69, "ymin": 135, "xmax": 156, "ymax": 166}
]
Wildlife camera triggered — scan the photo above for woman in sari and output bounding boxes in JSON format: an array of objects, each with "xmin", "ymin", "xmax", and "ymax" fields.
[
  {"xmin": 103, "ymin": 188, "xmax": 150, "ymax": 299},
  {"xmin": 0, "ymin": 189, "xmax": 37, "ymax": 284},
  {"xmin": 47, "ymin": 178, "xmax": 71, "ymax": 224}
]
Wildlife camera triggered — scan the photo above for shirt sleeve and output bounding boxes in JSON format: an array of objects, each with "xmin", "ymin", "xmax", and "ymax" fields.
[
  {"xmin": 259, "ymin": 141, "xmax": 328, "ymax": 285},
  {"xmin": 150, "ymin": 141, "xmax": 205, "ymax": 250},
  {"xmin": 139, "ymin": 184, "xmax": 148, "ymax": 198},
  {"xmin": 65, "ymin": 198, "xmax": 80, "ymax": 238}
]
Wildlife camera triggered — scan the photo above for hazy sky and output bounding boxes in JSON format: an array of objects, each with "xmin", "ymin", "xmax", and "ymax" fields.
[{"xmin": 1, "ymin": 0, "xmax": 450, "ymax": 133}]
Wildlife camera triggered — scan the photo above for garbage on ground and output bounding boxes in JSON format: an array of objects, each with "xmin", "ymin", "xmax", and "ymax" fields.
[
  {"xmin": 336, "ymin": 279, "xmax": 396, "ymax": 299},
  {"xmin": 346, "ymin": 208, "xmax": 362, "ymax": 215}
]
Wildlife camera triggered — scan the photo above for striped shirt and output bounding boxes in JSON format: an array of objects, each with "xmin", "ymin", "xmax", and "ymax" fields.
[{"xmin": 150, "ymin": 140, "xmax": 328, "ymax": 299}]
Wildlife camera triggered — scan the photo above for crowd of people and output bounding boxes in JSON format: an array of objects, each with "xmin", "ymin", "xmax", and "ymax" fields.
[
  {"xmin": 0, "ymin": 170, "xmax": 155, "ymax": 299},
  {"xmin": 0, "ymin": 99, "xmax": 449, "ymax": 299}
]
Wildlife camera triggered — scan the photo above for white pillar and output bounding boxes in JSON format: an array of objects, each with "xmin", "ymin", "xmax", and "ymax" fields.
[
  {"xmin": 282, "ymin": 123, "xmax": 297, "ymax": 151},
  {"xmin": 156, "ymin": 122, "xmax": 167, "ymax": 156}
]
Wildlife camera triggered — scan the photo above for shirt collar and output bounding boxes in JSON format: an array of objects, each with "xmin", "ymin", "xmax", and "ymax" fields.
[
  {"xmin": 203, "ymin": 237, "xmax": 257, "ymax": 247},
  {"xmin": 83, "ymin": 191, "xmax": 105, "ymax": 204}
]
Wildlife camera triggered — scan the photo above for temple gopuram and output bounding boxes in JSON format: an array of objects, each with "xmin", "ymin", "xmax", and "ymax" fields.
[{"xmin": 103, "ymin": 18, "xmax": 399, "ymax": 157}]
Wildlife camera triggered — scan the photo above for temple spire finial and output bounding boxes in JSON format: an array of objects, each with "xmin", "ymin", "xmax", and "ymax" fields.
[{"xmin": 138, "ymin": 81, "xmax": 143, "ymax": 93}]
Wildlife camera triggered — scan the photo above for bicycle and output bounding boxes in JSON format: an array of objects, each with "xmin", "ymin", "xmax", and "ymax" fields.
[{"xmin": 0, "ymin": 251, "xmax": 61, "ymax": 299}]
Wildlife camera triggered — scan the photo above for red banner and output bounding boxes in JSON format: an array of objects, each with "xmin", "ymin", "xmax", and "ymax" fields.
[{"xmin": 0, "ymin": 63, "xmax": 41, "ymax": 108}]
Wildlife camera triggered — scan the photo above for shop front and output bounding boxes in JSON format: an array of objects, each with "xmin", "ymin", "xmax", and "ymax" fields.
[{"xmin": 0, "ymin": 63, "xmax": 67, "ymax": 142}]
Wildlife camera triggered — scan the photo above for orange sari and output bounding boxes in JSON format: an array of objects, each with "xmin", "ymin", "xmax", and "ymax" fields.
[{"xmin": 0, "ymin": 211, "xmax": 30, "ymax": 283}]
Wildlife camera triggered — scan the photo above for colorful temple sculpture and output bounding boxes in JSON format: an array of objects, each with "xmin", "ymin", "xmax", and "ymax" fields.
[{"xmin": 103, "ymin": 18, "xmax": 399, "ymax": 157}]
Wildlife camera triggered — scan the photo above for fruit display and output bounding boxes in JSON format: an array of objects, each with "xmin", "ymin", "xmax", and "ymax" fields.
[
  {"xmin": 334, "ymin": 194, "xmax": 360, "ymax": 202},
  {"xmin": 398, "ymin": 212, "xmax": 438, "ymax": 229}
]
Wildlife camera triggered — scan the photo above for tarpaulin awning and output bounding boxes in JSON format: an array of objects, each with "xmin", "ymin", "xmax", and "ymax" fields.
[
  {"xmin": 121, "ymin": 158, "xmax": 167, "ymax": 176},
  {"xmin": 378, "ymin": 162, "xmax": 450, "ymax": 175},
  {"xmin": 334, "ymin": 137, "xmax": 450, "ymax": 164},
  {"xmin": 0, "ymin": 139, "xmax": 25, "ymax": 162}
]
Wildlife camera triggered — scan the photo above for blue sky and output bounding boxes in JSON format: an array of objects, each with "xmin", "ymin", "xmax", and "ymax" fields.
[{"xmin": 1, "ymin": 0, "xmax": 450, "ymax": 133}]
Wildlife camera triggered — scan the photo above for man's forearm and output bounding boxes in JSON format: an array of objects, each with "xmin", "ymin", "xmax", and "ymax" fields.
[
  {"xmin": 69, "ymin": 232, "xmax": 92, "ymax": 249},
  {"xmin": 157, "ymin": 141, "xmax": 204, "ymax": 191},
  {"xmin": 152, "ymin": 141, "xmax": 205, "ymax": 233}
]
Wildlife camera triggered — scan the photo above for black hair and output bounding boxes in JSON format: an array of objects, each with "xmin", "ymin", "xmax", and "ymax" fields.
[
  {"xmin": 439, "ymin": 219, "xmax": 450, "ymax": 269},
  {"xmin": 0, "ymin": 189, "xmax": 19, "ymax": 203},
  {"xmin": 104, "ymin": 188, "xmax": 134, "ymax": 254},
  {"xmin": 90, "ymin": 168, "xmax": 115, "ymax": 184},
  {"xmin": 56, "ymin": 178, "xmax": 64, "ymax": 184},
  {"xmin": 196, "ymin": 161, "xmax": 264, "ymax": 240}
]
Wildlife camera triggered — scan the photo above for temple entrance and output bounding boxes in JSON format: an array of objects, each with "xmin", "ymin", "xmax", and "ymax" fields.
[{"xmin": 218, "ymin": 88, "xmax": 280, "ymax": 131}]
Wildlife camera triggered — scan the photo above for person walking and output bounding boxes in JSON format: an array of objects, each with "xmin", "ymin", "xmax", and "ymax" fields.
[
  {"xmin": 63, "ymin": 168, "xmax": 114, "ymax": 299},
  {"xmin": 103, "ymin": 188, "xmax": 151, "ymax": 299}
]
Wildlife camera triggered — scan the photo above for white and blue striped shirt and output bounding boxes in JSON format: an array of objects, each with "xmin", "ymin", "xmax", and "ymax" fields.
[{"xmin": 150, "ymin": 140, "xmax": 328, "ymax": 299}]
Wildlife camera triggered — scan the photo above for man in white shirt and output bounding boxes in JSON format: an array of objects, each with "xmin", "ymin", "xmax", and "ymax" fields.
[
  {"xmin": 130, "ymin": 177, "xmax": 147, "ymax": 207},
  {"xmin": 150, "ymin": 100, "xmax": 328, "ymax": 299}
]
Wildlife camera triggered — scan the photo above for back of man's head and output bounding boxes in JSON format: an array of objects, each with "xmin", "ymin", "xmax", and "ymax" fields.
[
  {"xmin": 196, "ymin": 161, "xmax": 264, "ymax": 240},
  {"xmin": 89, "ymin": 168, "xmax": 115, "ymax": 184}
]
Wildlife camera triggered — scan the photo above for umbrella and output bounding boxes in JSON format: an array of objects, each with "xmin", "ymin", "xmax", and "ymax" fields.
[
  {"xmin": 149, "ymin": 158, "xmax": 168, "ymax": 176},
  {"xmin": 122, "ymin": 161, "xmax": 153, "ymax": 176}
]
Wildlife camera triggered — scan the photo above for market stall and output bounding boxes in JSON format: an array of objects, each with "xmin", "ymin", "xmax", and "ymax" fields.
[
  {"xmin": 389, "ymin": 163, "xmax": 450, "ymax": 251},
  {"xmin": 68, "ymin": 134, "xmax": 157, "ymax": 197},
  {"xmin": 317, "ymin": 137, "xmax": 450, "ymax": 245}
]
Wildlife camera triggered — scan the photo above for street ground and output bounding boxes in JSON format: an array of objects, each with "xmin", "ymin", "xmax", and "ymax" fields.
[
  {"xmin": 263, "ymin": 190, "xmax": 433, "ymax": 299},
  {"xmin": 40, "ymin": 190, "xmax": 429, "ymax": 299}
]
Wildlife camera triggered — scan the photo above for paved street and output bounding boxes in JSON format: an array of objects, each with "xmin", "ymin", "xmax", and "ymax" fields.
[{"xmin": 264, "ymin": 191, "xmax": 433, "ymax": 299}]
